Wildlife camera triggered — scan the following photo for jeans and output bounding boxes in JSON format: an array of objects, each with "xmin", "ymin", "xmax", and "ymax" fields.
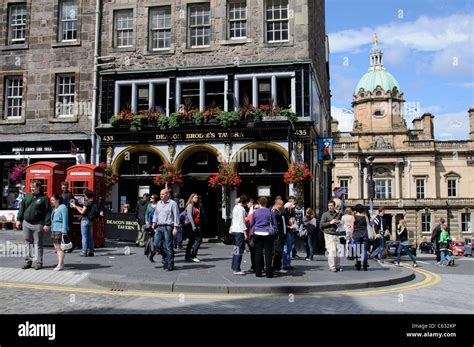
[
  {"xmin": 305, "ymin": 234, "xmax": 315, "ymax": 259},
  {"xmin": 23, "ymin": 221, "xmax": 44, "ymax": 264},
  {"xmin": 174, "ymin": 225, "xmax": 183, "ymax": 247},
  {"xmin": 370, "ymin": 236, "xmax": 385, "ymax": 259},
  {"xmin": 185, "ymin": 225, "xmax": 202, "ymax": 259},
  {"xmin": 396, "ymin": 243, "xmax": 417, "ymax": 264},
  {"xmin": 154, "ymin": 226, "xmax": 174, "ymax": 269},
  {"xmin": 353, "ymin": 236, "xmax": 368, "ymax": 268},
  {"xmin": 440, "ymin": 250, "xmax": 450, "ymax": 265},
  {"xmin": 231, "ymin": 232, "xmax": 245, "ymax": 272},
  {"xmin": 81, "ymin": 219, "xmax": 94, "ymax": 254},
  {"xmin": 283, "ymin": 232, "xmax": 294, "ymax": 268},
  {"xmin": 254, "ymin": 234, "xmax": 274, "ymax": 277}
]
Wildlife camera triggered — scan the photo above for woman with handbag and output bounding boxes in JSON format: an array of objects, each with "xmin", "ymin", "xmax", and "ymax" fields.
[
  {"xmin": 302, "ymin": 208, "xmax": 317, "ymax": 261},
  {"xmin": 250, "ymin": 197, "xmax": 275, "ymax": 278},
  {"xmin": 230, "ymin": 195, "xmax": 248, "ymax": 275},
  {"xmin": 351, "ymin": 204, "xmax": 370, "ymax": 271},
  {"xmin": 394, "ymin": 219, "xmax": 418, "ymax": 267},
  {"xmin": 50, "ymin": 194, "xmax": 69, "ymax": 271},
  {"xmin": 185, "ymin": 193, "xmax": 203, "ymax": 263}
]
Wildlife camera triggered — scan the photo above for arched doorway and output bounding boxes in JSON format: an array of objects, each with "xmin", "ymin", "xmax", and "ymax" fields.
[
  {"xmin": 176, "ymin": 145, "xmax": 221, "ymax": 238},
  {"xmin": 233, "ymin": 143, "xmax": 289, "ymax": 205},
  {"xmin": 113, "ymin": 146, "xmax": 167, "ymax": 211}
]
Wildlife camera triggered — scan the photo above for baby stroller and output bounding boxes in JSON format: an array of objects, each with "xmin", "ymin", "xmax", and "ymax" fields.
[{"xmin": 439, "ymin": 241, "xmax": 455, "ymax": 266}]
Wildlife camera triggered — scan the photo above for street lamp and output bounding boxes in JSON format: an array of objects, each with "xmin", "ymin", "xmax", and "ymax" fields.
[{"xmin": 367, "ymin": 156, "xmax": 375, "ymax": 217}]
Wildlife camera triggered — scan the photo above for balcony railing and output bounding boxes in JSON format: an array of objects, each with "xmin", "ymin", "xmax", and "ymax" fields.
[
  {"xmin": 435, "ymin": 141, "xmax": 469, "ymax": 149},
  {"xmin": 334, "ymin": 142, "xmax": 358, "ymax": 150},
  {"xmin": 405, "ymin": 140, "xmax": 434, "ymax": 148}
]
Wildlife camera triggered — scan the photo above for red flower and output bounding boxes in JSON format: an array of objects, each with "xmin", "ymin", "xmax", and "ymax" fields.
[
  {"xmin": 154, "ymin": 163, "xmax": 183, "ymax": 187},
  {"xmin": 283, "ymin": 163, "xmax": 313, "ymax": 185},
  {"xmin": 99, "ymin": 162, "xmax": 119, "ymax": 193}
]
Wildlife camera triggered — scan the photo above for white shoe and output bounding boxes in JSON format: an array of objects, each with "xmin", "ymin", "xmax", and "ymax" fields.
[
  {"xmin": 233, "ymin": 271, "xmax": 246, "ymax": 275},
  {"xmin": 192, "ymin": 257, "xmax": 201, "ymax": 263},
  {"xmin": 54, "ymin": 265, "xmax": 63, "ymax": 271}
]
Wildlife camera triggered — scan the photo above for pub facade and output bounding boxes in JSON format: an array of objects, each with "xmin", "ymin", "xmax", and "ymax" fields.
[{"xmin": 96, "ymin": 0, "xmax": 331, "ymax": 237}]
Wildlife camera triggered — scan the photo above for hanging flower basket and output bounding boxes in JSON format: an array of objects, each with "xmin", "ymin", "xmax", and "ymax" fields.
[
  {"xmin": 283, "ymin": 162, "xmax": 313, "ymax": 185},
  {"xmin": 153, "ymin": 163, "xmax": 184, "ymax": 187},
  {"xmin": 99, "ymin": 162, "xmax": 119, "ymax": 193},
  {"xmin": 208, "ymin": 162, "xmax": 241, "ymax": 191},
  {"xmin": 10, "ymin": 163, "xmax": 27, "ymax": 184}
]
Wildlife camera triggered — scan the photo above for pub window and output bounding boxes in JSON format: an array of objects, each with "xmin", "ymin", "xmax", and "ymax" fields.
[
  {"xmin": 8, "ymin": 3, "xmax": 27, "ymax": 45},
  {"xmin": 153, "ymin": 84, "xmax": 167, "ymax": 114},
  {"xmin": 136, "ymin": 85, "xmax": 149, "ymax": 113},
  {"xmin": 59, "ymin": 0, "xmax": 78, "ymax": 42},
  {"xmin": 265, "ymin": 0, "xmax": 289, "ymax": 43},
  {"xmin": 205, "ymin": 81, "xmax": 225, "ymax": 110},
  {"xmin": 115, "ymin": 9, "xmax": 134, "ymax": 48},
  {"xmin": 55, "ymin": 74, "xmax": 75, "ymax": 117},
  {"xmin": 238, "ymin": 79, "xmax": 253, "ymax": 107},
  {"xmin": 118, "ymin": 85, "xmax": 132, "ymax": 112},
  {"xmin": 149, "ymin": 6, "xmax": 172, "ymax": 50},
  {"xmin": 181, "ymin": 82, "xmax": 200, "ymax": 110},
  {"xmin": 4, "ymin": 76, "xmax": 24, "ymax": 119},
  {"xmin": 276, "ymin": 77, "xmax": 291, "ymax": 108},
  {"xmin": 188, "ymin": 3, "xmax": 211, "ymax": 48},
  {"xmin": 258, "ymin": 79, "xmax": 272, "ymax": 106},
  {"xmin": 228, "ymin": 0, "xmax": 247, "ymax": 39}
]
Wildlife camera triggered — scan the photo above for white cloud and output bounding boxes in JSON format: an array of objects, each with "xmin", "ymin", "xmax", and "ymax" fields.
[
  {"xmin": 331, "ymin": 106, "xmax": 354, "ymax": 132},
  {"xmin": 447, "ymin": 82, "xmax": 474, "ymax": 88},
  {"xmin": 433, "ymin": 111, "xmax": 470, "ymax": 140},
  {"xmin": 329, "ymin": 14, "xmax": 473, "ymax": 54}
]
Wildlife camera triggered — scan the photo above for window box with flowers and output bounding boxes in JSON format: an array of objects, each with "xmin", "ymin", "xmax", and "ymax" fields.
[
  {"xmin": 109, "ymin": 109, "xmax": 137, "ymax": 129},
  {"xmin": 99, "ymin": 162, "xmax": 119, "ymax": 194},
  {"xmin": 153, "ymin": 163, "xmax": 184, "ymax": 188},
  {"xmin": 238, "ymin": 99, "xmax": 298, "ymax": 128},
  {"xmin": 208, "ymin": 162, "xmax": 241, "ymax": 191},
  {"xmin": 137, "ymin": 110, "xmax": 163, "ymax": 128}
]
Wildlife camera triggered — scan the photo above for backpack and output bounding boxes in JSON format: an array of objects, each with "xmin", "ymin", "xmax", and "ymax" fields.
[{"xmin": 88, "ymin": 202, "xmax": 101, "ymax": 220}]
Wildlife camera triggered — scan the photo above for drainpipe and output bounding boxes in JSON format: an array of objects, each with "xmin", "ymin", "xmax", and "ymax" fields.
[{"xmin": 90, "ymin": 0, "xmax": 102, "ymax": 165}]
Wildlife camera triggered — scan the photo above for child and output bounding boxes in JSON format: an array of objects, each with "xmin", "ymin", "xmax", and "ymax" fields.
[{"xmin": 438, "ymin": 224, "xmax": 453, "ymax": 266}]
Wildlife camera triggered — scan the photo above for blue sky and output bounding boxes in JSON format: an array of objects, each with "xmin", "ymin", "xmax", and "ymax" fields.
[{"xmin": 326, "ymin": 0, "xmax": 474, "ymax": 139}]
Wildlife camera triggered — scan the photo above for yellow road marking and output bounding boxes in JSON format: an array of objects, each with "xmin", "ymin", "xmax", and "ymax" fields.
[{"xmin": 0, "ymin": 265, "xmax": 441, "ymax": 300}]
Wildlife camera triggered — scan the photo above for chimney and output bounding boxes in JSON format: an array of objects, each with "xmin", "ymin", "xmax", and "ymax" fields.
[
  {"xmin": 412, "ymin": 117, "xmax": 422, "ymax": 130},
  {"xmin": 469, "ymin": 107, "xmax": 474, "ymax": 141},
  {"xmin": 421, "ymin": 112, "xmax": 434, "ymax": 139},
  {"xmin": 331, "ymin": 119, "xmax": 339, "ymax": 134}
]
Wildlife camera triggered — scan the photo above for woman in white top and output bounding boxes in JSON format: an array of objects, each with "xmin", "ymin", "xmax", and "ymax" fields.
[
  {"xmin": 230, "ymin": 195, "xmax": 248, "ymax": 275},
  {"xmin": 341, "ymin": 207, "xmax": 354, "ymax": 257}
]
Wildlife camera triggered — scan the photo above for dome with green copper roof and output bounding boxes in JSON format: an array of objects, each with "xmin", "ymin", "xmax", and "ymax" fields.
[
  {"xmin": 354, "ymin": 37, "xmax": 401, "ymax": 94},
  {"xmin": 355, "ymin": 69, "xmax": 400, "ymax": 94}
]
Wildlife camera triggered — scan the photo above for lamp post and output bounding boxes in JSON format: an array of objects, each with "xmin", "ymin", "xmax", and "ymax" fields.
[{"xmin": 367, "ymin": 156, "xmax": 375, "ymax": 217}]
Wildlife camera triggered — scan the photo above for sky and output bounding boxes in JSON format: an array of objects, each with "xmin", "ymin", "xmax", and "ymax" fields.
[{"xmin": 326, "ymin": 0, "xmax": 474, "ymax": 140}]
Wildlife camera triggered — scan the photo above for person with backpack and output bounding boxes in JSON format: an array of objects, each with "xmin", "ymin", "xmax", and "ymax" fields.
[
  {"xmin": 16, "ymin": 180, "xmax": 52, "ymax": 270},
  {"xmin": 72, "ymin": 190, "xmax": 98, "ymax": 257},
  {"xmin": 135, "ymin": 193, "xmax": 150, "ymax": 247}
]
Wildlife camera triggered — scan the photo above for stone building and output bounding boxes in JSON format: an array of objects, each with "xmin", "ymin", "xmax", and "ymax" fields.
[
  {"xmin": 332, "ymin": 39, "xmax": 474, "ymax": 243},
  {"xmin": 95, "ymin": 0, "xmax": 331, "ymax": 237},
  {"xmin": 0, "ymin": 0, "xmax": 97, "ymax": 210}
]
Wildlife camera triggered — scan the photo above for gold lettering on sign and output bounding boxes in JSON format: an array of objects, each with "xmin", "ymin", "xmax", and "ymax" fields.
[
  {"xmin": 295, "ymin": 130, "xmax": 307, "ymax": 136},
  {"xmin": 156, "ymin": 134, "xmax": 166, "ymax": 140},
  {"xmin": 103, "ymin": 136, "xmax": 114, "ymax": 142}
]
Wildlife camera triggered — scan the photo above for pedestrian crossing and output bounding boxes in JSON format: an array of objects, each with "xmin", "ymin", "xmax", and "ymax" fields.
[{"xmin": 0, "ymin": 267, "xmax": 88, "ymax": 286}]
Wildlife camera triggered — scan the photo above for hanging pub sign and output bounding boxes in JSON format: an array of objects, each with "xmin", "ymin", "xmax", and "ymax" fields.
[{"xmin": 317, "ymin": 137, "xmax": 334, "ymax": 164}]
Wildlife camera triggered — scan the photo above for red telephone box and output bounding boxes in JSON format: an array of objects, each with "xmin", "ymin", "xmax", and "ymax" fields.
[
  {"xmin": 66, "ymin": 164, "xmax": 106, "ymax": 248},
  {"xmin": 25, "ymin": 162, "xmax": 65, "ymax": 196}
]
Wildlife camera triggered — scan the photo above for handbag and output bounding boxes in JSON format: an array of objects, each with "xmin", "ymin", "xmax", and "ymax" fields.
[
  {"xmin": 367, "ymin": 223, "xmax": 375, "ymax": 241},
  {"xmin": 335, "ymin": 223, "xmax": 347, "ymax": 237},
  {"xmin": 60, "ymin": 234, "xmax": 73, "ymax": 251},
  {"xmin": 268, "ymin": 212, "xmax": 278, "ymax": 236}
]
